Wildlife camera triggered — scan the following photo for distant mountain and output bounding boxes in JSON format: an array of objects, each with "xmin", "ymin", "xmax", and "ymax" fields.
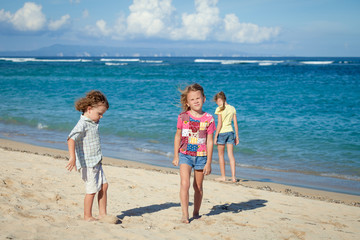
[{"xmin": 0, "ymin": 44, "xmax": 250, "ymax": 57}]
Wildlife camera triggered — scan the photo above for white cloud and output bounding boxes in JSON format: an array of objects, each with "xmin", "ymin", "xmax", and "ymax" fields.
[
  {"xmin": 170, "ymin": 0, "xmax": 280, "ymax": 43},
  {"xmin": 48, "ymin": 14, "xmax": 71, "ymax": 31},
  {"xmin": 83, "ymin": 0, "xmax": 281, "ymax": 44},
  {"xmin": 126, "ymin": 0, "xmax": 280, "ymax": 43},
  {"xmin": 1, "ymin": 0, "xmax": 280, "ymax": 44},
  {"xmin": 126, "ymin": 0, "xmax": 174, "ymax": 37},
  {"xmin": 85, "ymin": 19, "xmax": 112, "ymax": 38},
  {"xmin": 171, "ymin": 0, "xmax": 221, "ymax": 40},
  {"xmin": 0, "ymin": 9, "xmax": 12, "ymax": 22},
  {"xmin": 85, "ymin": 0, "xmax": 170, "ymax": 39},
  {"xmin": 0, "ymin": 2, "xmax": 72, "ymax": 33},
  {"xmin": 11, "ymin": 2, "xmax": 46, "ymax": 31},
  {"xmin": 219, "ymin": 14, "xmax": 280, "ymax": 43},
  {"xmin": 84, "ymin": 13, "xmax": 127, "ymax": 39},
  {"xmin": 95, "ymin": 19, "xmax": 111, "ymax": 36}
]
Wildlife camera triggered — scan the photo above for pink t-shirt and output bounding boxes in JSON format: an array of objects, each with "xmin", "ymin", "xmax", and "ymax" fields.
[{"xmin": 177, "ymin": 111, "xmax": 215, "ymax": 156}]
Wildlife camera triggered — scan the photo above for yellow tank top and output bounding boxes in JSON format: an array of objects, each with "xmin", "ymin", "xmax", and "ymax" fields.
[{"xmin": 215, "ymin": 104, "xmax": 236, "ymax": 133}]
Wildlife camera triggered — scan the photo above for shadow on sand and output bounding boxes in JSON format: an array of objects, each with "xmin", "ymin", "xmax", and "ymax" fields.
[
  {"xmin": 117, "ymin": 202, "xmax": 182, "ymax": 219},
  {"xmin": 116, "ymin": 200, "xmax": 266, "ymax": 222},
  {"xmin": 206, "ymin": 199, "xmax": 267, "ymax": 216}
]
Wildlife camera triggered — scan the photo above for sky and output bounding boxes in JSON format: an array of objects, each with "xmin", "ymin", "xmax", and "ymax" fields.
[{"xmin": 0, "ymin": 0, "xmax": 359, "ymax": 56}]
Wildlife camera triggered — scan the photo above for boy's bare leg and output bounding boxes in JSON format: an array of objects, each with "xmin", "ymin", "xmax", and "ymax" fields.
[
  {"xmin": 179, "ymin": 164, "xmax": 192, "ymax": 223},
  {"xmin": 216, "ymin": 144, "xmax": 226, "ymax": 181},
  {"xmin": 98, "ymin": 183, "xmax": 108, "ymax": 218},
  {"xmin": 84, "ymin": 193, "xmax": 96, "ymax": 221},
  {"xmin": 227, "ymin": 144, "xmax": 237, "ymax": 182},
  {"xmin": 193, "ymin": 169, "xmax": 204, "ymax": 219}
]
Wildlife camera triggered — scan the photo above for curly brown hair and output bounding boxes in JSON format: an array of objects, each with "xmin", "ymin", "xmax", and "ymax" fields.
[
  {"xmin": 179, "ymin": 83, "xmax": 205, "ymax": 112},
  {"xmin": 75, "ymin": 90, "xmax": 109, "ymax": 113}
]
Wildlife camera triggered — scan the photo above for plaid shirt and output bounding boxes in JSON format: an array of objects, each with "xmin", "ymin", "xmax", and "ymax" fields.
[{"xmin": 68, "ymin": 115, "xmax": 102, "ymax": 170}]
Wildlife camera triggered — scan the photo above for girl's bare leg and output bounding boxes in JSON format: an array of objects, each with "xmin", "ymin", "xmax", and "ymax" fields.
[
  {"xmin": 227, "ymin": 144, "xmax": 236, "ymax": 182},
  {"xmin": 179, "ymin": 164, "xmax": 192, "ymax": 223},
  {"xmin": 98, "ymin": 183, "xmax": 108, "ymax": 218},
  {"xmin": 193, "ymin": 169, "xmax": 204, "ymax": 219},
  {"xmin": 217, "ymin": 144, "xmax": 226, "ymax": 181},
  {"xmin": 84, "ymin": 193, "xmax": 96, "ymax": 221}
]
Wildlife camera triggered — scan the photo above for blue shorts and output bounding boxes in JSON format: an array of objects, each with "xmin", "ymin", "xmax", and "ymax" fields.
[
  {"xmin": 179, "ymin": 153, "xmax": 207, "ymax": 170},
  {"xmin": 217, "ymin": 132, "xmax": 235, "ymax": 145}
]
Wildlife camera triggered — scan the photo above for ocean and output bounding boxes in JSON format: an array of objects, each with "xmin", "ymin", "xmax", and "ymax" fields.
[{"xmin": 1, "ymin": 56, "xmax": 359, "ymax": 195}]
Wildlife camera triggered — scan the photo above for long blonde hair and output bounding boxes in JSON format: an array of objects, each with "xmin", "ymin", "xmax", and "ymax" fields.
[
  {"xmin": 179, "ymin": 83, "xmax": 205, "ymax": 112},
  {"xmin": 214, "ymin": 91, "xmax": 226, "ymax": 111}
]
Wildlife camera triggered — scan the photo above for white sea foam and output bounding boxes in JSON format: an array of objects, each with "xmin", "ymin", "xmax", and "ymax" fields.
[
  {"xmin": 105, "ymin": 62, "xmax": 128, "ymax": 66},
  {"xmin": 36, "ymin": 59, "xmax": 92, "ymax": 62},
  {"xmin": 100, "ymin": 58, "xmax": 140, "ymax": 62},
  {"xmin": 37, "ymin": 123, "xmax": 48, "ymax": 129},
  {"xmin": 222, "ymin": 60, "xmax": 257, "ymax": 64},
  {"xmin": 194, "ymin": 59, "xmax": 222, "ymax": 63},
  {"xmin": 259, "ymin": 62, "xmax": 275, "ymax": 66},
  {"xmin": 140, "ymin": 60, "xmax": 163, "ymax": 63},
  {"xmin": 194, "ymin": 59, "xmax": 284, "ymax": 65},
  {"xmin": 301, "ymin": 61, "xmax": 334, "ymax": 65},
  {"xmin": 0, "ymin": 57, "xmax": 91, "ymax": 62},
  {"xmin": 320, "ymin": 173, "xmax": 360, "ymax": 181},
  {"xmin": 0, "ymin": 57, "xmax": 37, "ymax": 62},
  {"xmin": 102, "ymin": 59, "xmax": 162, "ymax": 64}
]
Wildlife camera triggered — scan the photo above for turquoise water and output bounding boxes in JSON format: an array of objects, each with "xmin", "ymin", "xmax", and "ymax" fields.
[{"xmin": 1, "ymin": 57, "xmax": 359, "ymax": 195}]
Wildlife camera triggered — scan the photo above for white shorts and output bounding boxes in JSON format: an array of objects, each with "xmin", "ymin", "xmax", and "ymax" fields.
[{"xmin": 81, "ymin": 163, "xmax": 107, "ymax": 194}]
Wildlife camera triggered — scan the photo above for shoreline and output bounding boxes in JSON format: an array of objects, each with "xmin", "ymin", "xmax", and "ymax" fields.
[
  {"xmin": 2, "ymin": 122, "xmax": 359, "ymax": 196},
  {"xmin": 1, "ymin": 138, "xmax": 359, "ymax": 206}
]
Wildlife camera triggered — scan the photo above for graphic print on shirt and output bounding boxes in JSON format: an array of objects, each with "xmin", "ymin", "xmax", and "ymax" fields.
[{"xmin": 178, "ymin": 112, "xmax": 215, "ymax": 157}]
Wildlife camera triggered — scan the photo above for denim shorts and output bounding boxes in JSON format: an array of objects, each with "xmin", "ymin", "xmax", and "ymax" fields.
[
  {"xmin": 179, "ymin": 153, "xmax": 207, "ymax": 170},
  {"xmin": 217, "ymin": 132, "xmax": 235, "ymax": 145}
]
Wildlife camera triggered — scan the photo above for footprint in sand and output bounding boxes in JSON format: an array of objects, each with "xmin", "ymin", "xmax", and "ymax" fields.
[{"xmin": 99, "ymin": 215, "xmax": 121, "ymax": 224}]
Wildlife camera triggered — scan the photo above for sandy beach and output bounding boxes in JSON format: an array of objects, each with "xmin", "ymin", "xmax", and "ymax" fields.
[{"xmin": 0, "ymin": 138, "xmax": 359, "ymax": 240}]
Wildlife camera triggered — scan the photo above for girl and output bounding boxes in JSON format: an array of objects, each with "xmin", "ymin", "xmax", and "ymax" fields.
[
  {"xmin": 66, "ymin": 90, "xmax": 110, "ymax": 221},
  {"xmin": 213, "ymin": 91, "xmax": 239, "ymax": 183},
  {"xmin": 172, "ymin": 83, "xmax": 215, "ymax": 223}
]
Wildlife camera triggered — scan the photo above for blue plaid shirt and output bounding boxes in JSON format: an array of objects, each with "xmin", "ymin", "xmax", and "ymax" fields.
[{"xmin": 68, "ymin": 115, "xmax": 102, "ymax": 170}]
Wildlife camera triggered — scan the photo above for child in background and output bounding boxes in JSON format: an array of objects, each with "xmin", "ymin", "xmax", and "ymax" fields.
[
  {"xmin": 66, "ymin": 90, "xmax": 110, "ymax": 221},
  {"xmin": 213, "ymin": 91, "xmax": 239, "ymax": 182},
  {"xmin": 172, "ymin": 83, "xmax": 215, "ymax": 223}
]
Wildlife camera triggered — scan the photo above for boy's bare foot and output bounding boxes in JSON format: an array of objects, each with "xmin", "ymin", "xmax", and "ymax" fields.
[
  {"xmin": 232, "ymin": 178, "xmax": 237, "ymax": 183},
  {"xmin": 215, "ymin": 177, "xmax": 226, "ymax": 181},
  {"xmin": 84, "ymin": 216, "xmax": 97, "ymax": 222}
]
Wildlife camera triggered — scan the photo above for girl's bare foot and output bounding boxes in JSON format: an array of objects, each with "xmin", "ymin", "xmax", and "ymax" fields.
[
  {"xmin": 232, "ymin": 178, "xmax": 237, "ymax": 183},
  {"xmin": 192, "ymin": 210, "xmax": 202, "ymax": 220},
  {"xmin": 181, "ymin": 214, "xmax": 190, "ymax": 223},
  {"xmin": 181, "ymin": 217, "xmax": 190, "ymax": 224}
]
